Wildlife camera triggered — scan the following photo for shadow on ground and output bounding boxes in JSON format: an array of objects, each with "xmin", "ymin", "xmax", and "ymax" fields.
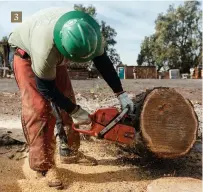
[{"xmin": 96, "ymin": 140, "xmax": 202, "ymax": 181}]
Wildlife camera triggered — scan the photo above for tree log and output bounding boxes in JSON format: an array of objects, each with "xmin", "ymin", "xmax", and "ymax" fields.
[{"xmin": 132, "ymin": 87, "xmax": 198, "ymax": 159}]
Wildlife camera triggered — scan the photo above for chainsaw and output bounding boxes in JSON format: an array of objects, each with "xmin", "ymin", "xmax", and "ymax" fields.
[
  {"xmin": 52, "ymin": 102, "xmax": 137, "ymax": 148},
  {"xmin": 72, "ymin": 106, "xmax": 137, "ymax": 145}
]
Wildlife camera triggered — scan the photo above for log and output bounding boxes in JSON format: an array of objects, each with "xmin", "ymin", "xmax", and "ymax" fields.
[{"xmin": 132, "ymin": 87, "xmax": 198, "ymax": 159}]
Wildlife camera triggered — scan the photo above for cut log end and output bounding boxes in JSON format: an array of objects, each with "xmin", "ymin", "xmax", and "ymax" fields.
[{"xmin": 140, "ymin": 87, "xmax": 198, "ymax": 158}]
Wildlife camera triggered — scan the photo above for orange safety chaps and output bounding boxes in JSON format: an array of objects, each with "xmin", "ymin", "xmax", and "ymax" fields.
[{"xmin": 13, "ymin": 54, "xmax": 80, "ymax": 171}]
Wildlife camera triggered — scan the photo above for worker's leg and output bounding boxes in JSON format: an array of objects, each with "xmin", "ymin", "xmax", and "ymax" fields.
[
  {"xmin": 55, "ymin": 65, "xmax": 80, "ymax": 152},
  {"xmin": 55, "ymin": 64, "xmax": 97, "ymax": 165},
  {"xmin": 13, "ymin": 55, "xmax": 56, "ymax": 172}
]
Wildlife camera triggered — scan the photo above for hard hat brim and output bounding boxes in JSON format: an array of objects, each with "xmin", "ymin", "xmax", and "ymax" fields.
[{"xmin": 54, "ymin": 11, "xmax": 102, "ymax": 62}]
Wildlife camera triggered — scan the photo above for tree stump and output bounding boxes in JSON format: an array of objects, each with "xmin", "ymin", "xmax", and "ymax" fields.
[{"xmin": 132, "ymin": 87, "xmax": 198, "ymax": 159}]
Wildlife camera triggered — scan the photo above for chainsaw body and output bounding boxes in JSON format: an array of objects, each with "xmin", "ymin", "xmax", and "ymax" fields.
[{"xmin": 72, "ymin": 107, "xmax": 136, "ymax": 145}]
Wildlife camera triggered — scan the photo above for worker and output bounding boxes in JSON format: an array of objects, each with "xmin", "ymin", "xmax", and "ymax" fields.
[
  {"xmin": 133, "ymin": 67, "xmax": 137, "ymax": 79},
  {"xmin": 8, "ymin": 8, "xmax": 134, "ymax": 189}
]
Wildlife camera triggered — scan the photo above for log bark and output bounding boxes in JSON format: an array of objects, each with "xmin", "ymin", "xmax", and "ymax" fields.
[{"xmin": 131, "ymin": 87, "xmax": 198, "ymax": 159}]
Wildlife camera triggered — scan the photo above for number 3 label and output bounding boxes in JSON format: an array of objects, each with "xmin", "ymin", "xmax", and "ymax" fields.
[
  {"xmin": 14, "ymin": 13, "xmax": 18, "ymax": 21},
  {"xmin": 11, "ymin": 11, "xmax": 22, "ymax": 23}
]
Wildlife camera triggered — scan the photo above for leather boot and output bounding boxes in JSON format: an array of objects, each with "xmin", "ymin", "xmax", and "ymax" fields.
[{"xmin": 45, "ymin": 167, "xmax": 64, "ymax": 190}]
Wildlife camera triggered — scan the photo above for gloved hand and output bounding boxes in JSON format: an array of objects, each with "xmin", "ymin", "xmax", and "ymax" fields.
[
  {"xmin": 117, "ymin": 92, "xmax": 134, "ymax": 113},
  {"xmin": 70, "ymin": 105, "xmax": 92, "ymax": 125}
]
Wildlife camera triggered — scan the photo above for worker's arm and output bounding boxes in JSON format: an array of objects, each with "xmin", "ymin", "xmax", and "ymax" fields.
[
  {"xmin": 35, "ymin": 76, "xmax": 91, "ymax": 124},
  {"xmin": 31, "ymin": 46, "xmax": 77, "ymax": 114},
  {"xmin": 33, "ymin": 52, "xmax": 91, "ymax": 125},
  {"xmin": 93, "ymin": 51, "xmax": 134, "ymax": 113},
  {"xmin": 35, "ymin": 76, "xmax": 76, "ymax": 113},
  {"xmin": 93, "ymin": 51, "xmax": 124, "ymax": 95}
]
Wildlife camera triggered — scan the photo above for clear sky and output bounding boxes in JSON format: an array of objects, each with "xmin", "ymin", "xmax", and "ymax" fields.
[{"xmin": 0, "ymin": 0, "xmax": 183, "ymax": 65}]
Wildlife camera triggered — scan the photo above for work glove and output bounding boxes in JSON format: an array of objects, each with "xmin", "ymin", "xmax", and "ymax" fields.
[
  {"xmin": 117, "ymin": 92, "xmax": 134, "ymax": 113},
  {"xmin": 70, "ymin": 105, "xmax": 92, "ymax": 125}
]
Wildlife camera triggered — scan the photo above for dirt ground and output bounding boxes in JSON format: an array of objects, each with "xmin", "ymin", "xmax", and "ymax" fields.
[{"xmin": 0, "ymin": 78, "xmax": 202, "ymax": 192}]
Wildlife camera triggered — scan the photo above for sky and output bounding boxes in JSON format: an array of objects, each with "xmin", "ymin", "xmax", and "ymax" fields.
[{"xmin": 0, "ymin": 0, "xmax": 184, "ymax": 65}]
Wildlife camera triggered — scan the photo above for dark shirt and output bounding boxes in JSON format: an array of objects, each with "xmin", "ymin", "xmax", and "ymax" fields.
[{"xmin": 35, "ymin": 51, "xmax": 123, "ymax": 113}]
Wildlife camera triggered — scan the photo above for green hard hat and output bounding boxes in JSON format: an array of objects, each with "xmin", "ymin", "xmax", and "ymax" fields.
[{"xmin": 54, "ymin": 11, "xmax": 102, "ymax": 62}]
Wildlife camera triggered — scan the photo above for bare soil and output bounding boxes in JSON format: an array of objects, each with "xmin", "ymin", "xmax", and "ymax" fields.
[{"xmin": 0, "ymin": 79, "xmax": 202, "ymax": 192}]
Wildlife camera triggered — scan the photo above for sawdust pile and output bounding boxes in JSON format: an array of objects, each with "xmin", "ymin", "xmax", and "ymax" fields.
[
  {"xmin": 0, "ymin": 141, "xmax": 149, "ymax": 192},
  {"xmin": 0, "ymin": 80, "xmax": 202, "ymax": 192},
  {"xmin": 0, "ymin": 138, "xmax": 202, "ymax": 192}
]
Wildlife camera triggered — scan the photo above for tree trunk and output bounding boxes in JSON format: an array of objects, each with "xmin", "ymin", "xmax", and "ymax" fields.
[
  {"xmin": 131, "ymin": 87, "xmax": 198, "ymax": 159},
  {"xmin": 2, "ymin": 44, "xmax": 9, "ymax": 78}
]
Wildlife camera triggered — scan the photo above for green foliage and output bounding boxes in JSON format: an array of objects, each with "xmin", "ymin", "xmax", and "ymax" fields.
[
  {"xmin": 137, "ymin": 1, "xmax": 202, "ymax": 73},
  {"xmin": 0, "ymin": 36, "xmax": 8, "ymax": 43},
  {"xmin": 100, "ymin": 20, "xmax": 121, "ymax": 65},
  {"xmin": 74, "ymin": 4, "xmax": 97, "ymax": 18},
  {"xmin": 0, "ymin": 36, "xmax": 9, "ymax": 64}
]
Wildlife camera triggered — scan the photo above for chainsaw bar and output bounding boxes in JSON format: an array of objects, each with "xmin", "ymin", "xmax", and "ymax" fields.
[{"xmin": 97, "ymin": 107, "xmax": 129, "ymax": 138}]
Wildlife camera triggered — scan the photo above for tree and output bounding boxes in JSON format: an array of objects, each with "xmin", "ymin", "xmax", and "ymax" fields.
[
  {"xmin": 73, "ymin": 4, "xmax": 121, "ymax": 66},
  {"xmin": 0, "ymin": 36, "xmax": 10, "ymax": 77},
  {"xmin": 100, "ymin": 20, "xmax": 121, "ymax": 65},
  {"xmin": 137, "ymin": 36, "xmax": 156, "ymax": 66},
  {"xmin": 0, "ymin": 36, "xmax": 8, "ymax": 43},
  {"xmin": 0, "ymin": 36, "xmax": 9, "ymax": 59},
  {"xmin": 0, "ymin": 36, "xmax": 9, "ymax": 64},
  {"xmin": 137, "ymin": 1, "xmax": 202, "ymax": 73},
  {"xmin": 74, "ymin": 4, "xmax": 97, "ymax": 17}
]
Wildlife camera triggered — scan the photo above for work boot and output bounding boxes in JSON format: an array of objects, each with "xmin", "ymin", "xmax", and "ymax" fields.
[
  {"xmin": 59, "ymin": 144, "xmax": 98, "ymax": 166},
  {"xmin": 45, "ymin": 167, "xmax": 64, "ymax": 190},
  {"xmin": 22, "ymin": 157, "xmax": 47, "ymax": 180},
  {"xmin": 59, "ymin": 143, "xmax": 80, "ymax": 164},
  {"xmin": 58, "ymin": 126, "xmax": 97, "ymax": 165}
]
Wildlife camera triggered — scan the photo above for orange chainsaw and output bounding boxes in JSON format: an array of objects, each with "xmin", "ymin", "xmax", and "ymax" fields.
[{"xmin": 72, "ymin": 106, "xmax": 137, "ymax": 145}]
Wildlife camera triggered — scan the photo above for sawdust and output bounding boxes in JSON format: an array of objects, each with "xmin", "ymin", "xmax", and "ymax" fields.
[
  {"xmin": 0, "ymin": 141, "xmax": 149, "ymax": 192},
  {"xmin": 0, "ymin": 79, "xmax": 202, "ymax": 191},
  {"xmin": 0, "ymin": 139, "xmax": 202, "ymax": 192},
  {"xmin": 147, "ymin": 177, "xmax": 202, "ymax": 192}
]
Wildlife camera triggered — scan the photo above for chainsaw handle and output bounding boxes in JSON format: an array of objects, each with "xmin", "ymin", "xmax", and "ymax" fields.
[
  {"xmin": 72, "ymin": 114, "xmax": 96, "ymax": 136},
  {"xmin": 72, "ymin": 123, "xmax": 95, "ymax": 136}
]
